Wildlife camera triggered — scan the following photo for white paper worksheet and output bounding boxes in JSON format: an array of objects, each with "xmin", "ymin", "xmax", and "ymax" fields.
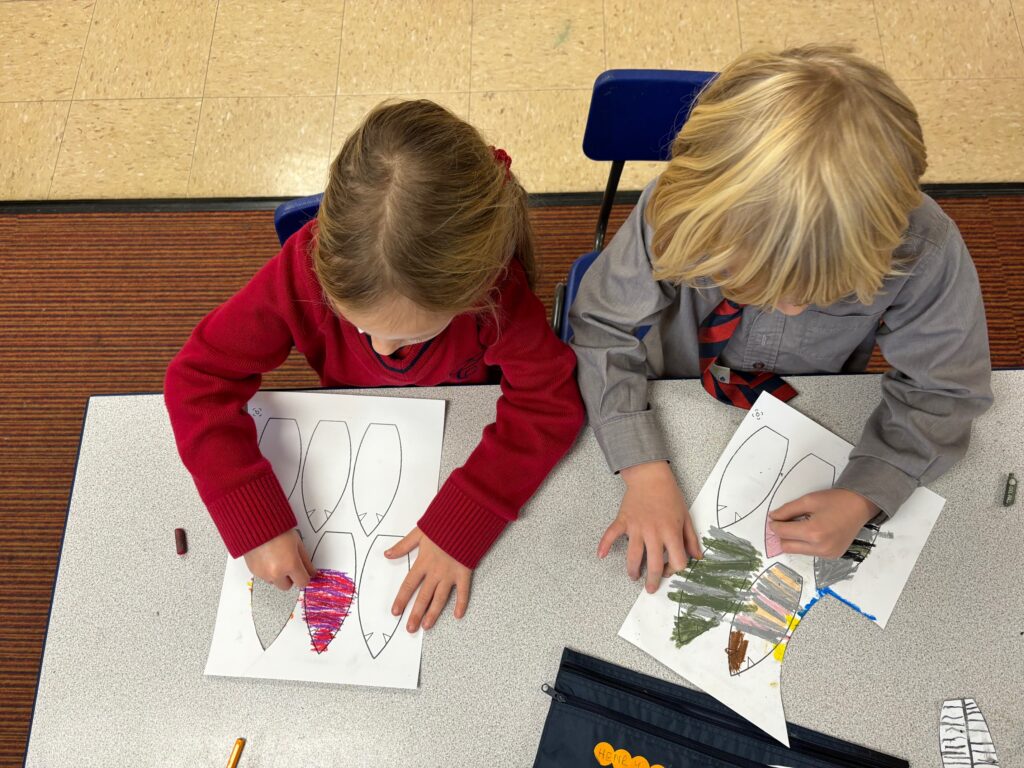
[
  {"xmin": 619, "ymin": 392, "xmax": 945, "ymax": 745},
  {"xmin": 205, "ymin": 391, "xmax": 446, "ymax": 689}
]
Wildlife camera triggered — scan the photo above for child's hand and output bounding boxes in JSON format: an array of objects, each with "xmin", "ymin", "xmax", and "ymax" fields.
[
  {"xmin": 768, "ymin": 489, "xmax": 880, "ymax": 558},
  {"xmin": 599, "ymin": 461, "xmax": 703, "ymax": 594},
  {"xmin": 386, "ymin": 527, "xmax": 472, "ymax": 633},
  {"xmin": 243, "ymin": 529, "xmax": 316, "ymax": 590}
]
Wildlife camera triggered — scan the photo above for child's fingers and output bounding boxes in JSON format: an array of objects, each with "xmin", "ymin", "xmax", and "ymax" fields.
[
  {"xmin": 626, "ymin": 532, "xmax": 644, "ymax": 581},
  {"xmin": 768, "ymin": 518, "xmax": 810, "ymax": 542},
  {"xmin": 299, "ymin": 546, "xmax": 317, "ymax": 581},
  {"xmin": 386, "ymin": 528, "xmax": 422, "ymax": 559},
  {"xmin": 769, "ymin": 497, "xmax": 814, "ymax": 521},
  {"xmin": 392, "ymin": 567, "xmax": 425, "ymax": 617},
  {"xmin": 778, "ymin": 539, "xmax": 820, "ymax": 556},
  {"xmin": 598, "ymin": 519, "xmax": 626, "ymax": 559},
  {"xmin": 289, "ymin": 563, "xmax": 312, "ymax": 590},
  {"xmin": 421, "ymin": 581, "xmax": 454, "ymax": 630},
  {"xmin": 272, "ymin": 575, "xmax": 294, "ymax": 591},
  {"xmin": 407, "ymin": 577, "xmax": 439, "ymax": 633},
  {"xmin": 664, "ymin": 536, "xmax": 689, "ymax": 575},
  {"xmin": 644, "ymin": 538, "xmax": 664, "ymax": 593},
  {"xmin": 683, "ymin": 517, "xmax": 703, "ymax": 560},
  {"xmin": 454, "ymin": 574, "xmax": 471, "ymax": 619}
]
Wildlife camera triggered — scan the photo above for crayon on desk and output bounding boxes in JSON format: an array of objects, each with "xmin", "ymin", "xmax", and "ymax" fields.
[
  {"xmin": 174, "ymin": 527, "xmax": 187, "ymax": 555},
  {"xmin": 226, "ymin": 738, "xmax": 245, "ymax": 768}
]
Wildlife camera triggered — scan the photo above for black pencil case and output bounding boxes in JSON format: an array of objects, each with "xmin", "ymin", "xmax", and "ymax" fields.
[{"xmin": 533, "ymin": 648, "xmax": 908, "ymax": 768}]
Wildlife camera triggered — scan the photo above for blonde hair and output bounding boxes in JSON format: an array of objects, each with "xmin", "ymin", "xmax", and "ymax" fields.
[
  {"xmin": 313, "ymin": 99, "xmax": 535, "ymax": 316},
  {"xmin": 648, "ymin": 45, "xmax": 927, "ymax": 307}
]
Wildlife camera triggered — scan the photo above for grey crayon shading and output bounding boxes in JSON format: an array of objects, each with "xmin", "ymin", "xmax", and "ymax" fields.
[
  {"xmin": 814, "ymin": 523, "xmax": 881, "ymax": 589},
  {"xmin": 668, "ymin": 527, "xmax": 763, "ymax": 648},
  {"xmin": 251, "ymin": 580, "xmax": 300, "ymax": 651}
]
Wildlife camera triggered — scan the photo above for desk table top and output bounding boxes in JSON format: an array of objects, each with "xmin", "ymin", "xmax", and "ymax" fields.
[{"xmin": 25, "ymin": 373, "xmax": 1024, "ymax": 767}]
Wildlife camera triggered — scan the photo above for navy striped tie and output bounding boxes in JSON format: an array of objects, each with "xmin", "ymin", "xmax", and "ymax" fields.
[{"xmin": 698, "ymin": 299, "xmax": 797, "ymax": 409}]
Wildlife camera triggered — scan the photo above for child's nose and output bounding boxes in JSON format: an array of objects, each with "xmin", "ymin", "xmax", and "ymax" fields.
[{"xmin": 370, "ymin": 337, "xmax": 402, "ymax": 356}]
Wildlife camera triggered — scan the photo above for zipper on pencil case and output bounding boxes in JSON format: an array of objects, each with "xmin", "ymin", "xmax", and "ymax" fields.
[
  {"xmin": 542, "ymin": 683, "xmax": 766, "ymax": 768},
  {"xmin": 558, "ymin": 660, "xmax": 907, "ymax": 768}
]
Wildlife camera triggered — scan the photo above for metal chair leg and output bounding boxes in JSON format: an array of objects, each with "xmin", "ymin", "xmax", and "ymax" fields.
[{"xmin": 593, "ymin": 160, "xmax": 625, "ymax": 253}]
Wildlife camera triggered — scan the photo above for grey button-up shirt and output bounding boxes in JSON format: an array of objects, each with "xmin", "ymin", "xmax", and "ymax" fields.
[{"xmin": 569, "ymin": 181, "xmax": 993, "ymax": 517}]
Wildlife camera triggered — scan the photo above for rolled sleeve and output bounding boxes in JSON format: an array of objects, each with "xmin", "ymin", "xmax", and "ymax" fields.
[
  {"xmin": 571, "ymin": 181, "xmax": 679, "ymax": 472},
  {"xmin": 593, "ymin": 410, "xmax": 671, "ymax": 473},
  {"xmin": 835, "ymin": 455, "xmax": 918, "ymax": 517}
]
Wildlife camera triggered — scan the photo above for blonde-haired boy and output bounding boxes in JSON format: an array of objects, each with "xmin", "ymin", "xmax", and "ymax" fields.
[{"xmin": 570, "ymin": 46, "xmax": 992, "ymax": 592}]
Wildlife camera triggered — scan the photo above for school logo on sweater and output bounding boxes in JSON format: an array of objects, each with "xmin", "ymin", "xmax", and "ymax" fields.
[{"xmin": 451, "ymin": 351, "xmax": 484, "ymax": 381}]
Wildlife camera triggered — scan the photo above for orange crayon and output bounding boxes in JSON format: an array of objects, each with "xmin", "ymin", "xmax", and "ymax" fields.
[{"xmin": 226, "ymin": 738, "xmax": 245, "ymax": 768}]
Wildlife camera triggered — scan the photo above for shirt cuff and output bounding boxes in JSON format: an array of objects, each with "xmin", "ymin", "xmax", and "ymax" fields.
[
  {"xmin": 207, "ymin": 471, "xmax": 298, "ymax": 558},
  {"xmin": 835, "ymin": 455, "xmax": 919, "ymax": 518},
  {"xmin": 417, "ymin": 478, "xmax": 509, "ymax": 569},
  {"xmin": 592, "ymin": 409, "xmax": 671, "ymax": 474}
]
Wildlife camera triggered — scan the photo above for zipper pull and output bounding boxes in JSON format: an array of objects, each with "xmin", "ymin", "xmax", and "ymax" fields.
[{"xmin": 541, "ymin": 683, "xmax": 566, "ymax": 703}]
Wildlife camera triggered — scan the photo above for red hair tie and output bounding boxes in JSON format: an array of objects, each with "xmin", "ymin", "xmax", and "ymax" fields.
[{"xmin": 490, "ymin": 146, "xmax": 512, "ymax": 182}]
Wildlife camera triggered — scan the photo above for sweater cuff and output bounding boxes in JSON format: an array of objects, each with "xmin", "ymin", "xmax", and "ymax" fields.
[
  {"xmin": 592, "ymin": 409, "xmax": 671, "ymax": 474},
  {"xmin": 835, "ymin": 456, "xmax": 918, "ymax": 518},
  {"xmin": 417, "ymin": 478, "xmax": 509, "ymax": 569},
  {"xmin": 207, "ymin": 471, "xmax": 298, "ymax": 558}
]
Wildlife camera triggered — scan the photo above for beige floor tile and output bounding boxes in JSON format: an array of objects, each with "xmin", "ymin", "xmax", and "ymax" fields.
[
  {"xmin": 470, "ymin": 90, "xmax": 606, "ymax": 193},
  {"xmin": 472, "ymin": 0, "xmax": 605, "ymax": 90},
  {"xmin": 337, "ymin": 1, "xmax": 471, "ymax": 94},
  {"xmin": 0, "ymin": 102, "xmax": 69, "ymax": 199},
  {"xmin": 737, "ymin": 0, "xmax": 885, "ymax": 66},
  {"xmin": 189, "ymin": 97, "xmax": 334, "ymax": 197},
  {"xmin": 901, "ymin": 78, "xmax": 1024, "ymax": 181},
  {"xmin": 74, "ymin": 0, "xmax": 218, "ymax": 99},
  {"xmin": 205, "ymin": 0, "xmax": 343, "ymax": 97},
  {"xmin": 605, "ymin": 0, "xmax": 741, "ymax": 71},
  {"xmin": 877, "ymin": 0, "xmax": 1024, "ymax": 79},
  {"xmin": 619, "ymin": 160, "xmax": 666, "ymax": 192},
  {"xmin": 0, "ymin": 1, "xmax": 94, "ymax": 101},
  {"xmin": 330, "ymin": 93, "xmax": 470, "ymax": 159},
  {"xmin": 50, "ymin": 99, "xmax": 200, "ymax": 198}
]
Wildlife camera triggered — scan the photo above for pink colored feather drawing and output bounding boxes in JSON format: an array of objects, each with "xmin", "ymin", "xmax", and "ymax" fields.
[
  {"xmin": 208, "ymin": 391, "xmax": 446, "ymax": 690},
  {"xmin": 764, "ymin": 453, "xmax": 836, "ymax": 557},
  {"xmin": 303, "ymin": 532, "xmax": 358, "ymax": 654}
]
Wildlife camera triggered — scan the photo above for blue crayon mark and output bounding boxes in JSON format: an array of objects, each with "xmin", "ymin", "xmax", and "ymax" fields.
[
  {"xmin": 797, "ymin": 586, "xmax": 878, "ymax": 623},
  {"xmin": 796, "ymin": 591, "xmax": 822, "ymax": 620}
]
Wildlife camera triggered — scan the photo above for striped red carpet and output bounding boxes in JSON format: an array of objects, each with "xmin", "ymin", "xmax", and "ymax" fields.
[{"xmin": 1, "ymin": 195, "xmax": 1022, "ymax": 764}]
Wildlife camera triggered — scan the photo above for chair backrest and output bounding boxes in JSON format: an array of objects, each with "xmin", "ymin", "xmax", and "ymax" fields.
[
  {"xmin": 558, "ymin": 250, "xmax": 650, "ymax": 343},
  {"xmin": 557, "ymin": 69, "xmax": 714, "ymax": 341},
  {"xmin": 582, "ymin": 69, "xmax": 716, "ymax": 162},
  {"xmin": 558, "ymin": 251, "xmax": 600, "ymax": 342},
  {"xmin": 274, "ymin": 193, "xmax": 323, "ymax": 246}
]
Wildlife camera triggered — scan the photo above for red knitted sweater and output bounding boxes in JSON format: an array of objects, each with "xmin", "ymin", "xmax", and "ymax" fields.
[{"xmin": 164, "ymin": 222, "xmax": 584, "ymax": 568}]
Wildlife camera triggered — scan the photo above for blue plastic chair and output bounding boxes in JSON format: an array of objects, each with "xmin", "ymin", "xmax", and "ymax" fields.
[
  {"xmin": 553, "ymin": 69, "xmax": 716, "ymax": 342},
  {"xmin": 274, "ymin": 193, "xmax": 323, "ymax": 246}
]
